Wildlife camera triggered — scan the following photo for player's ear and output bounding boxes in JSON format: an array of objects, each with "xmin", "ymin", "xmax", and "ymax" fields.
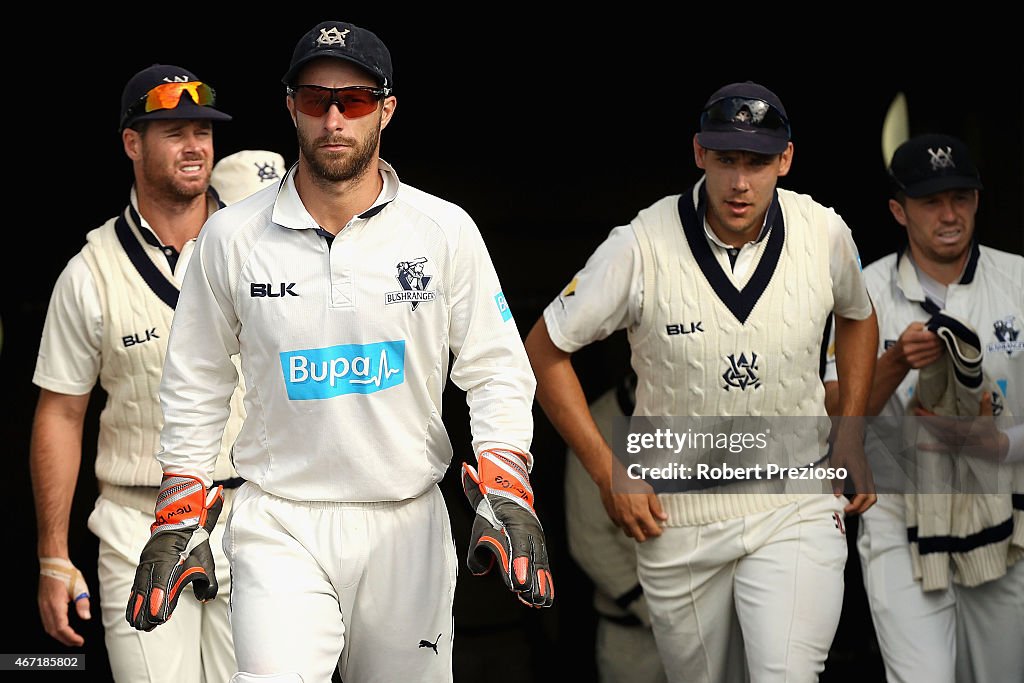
[
  {"xmin": 693, "ymin": 135, "xmax": 707, "ymax": 169},
  {"xmin": 888, "ymin": 198, "xmax": 908, "ymax": 226},
  {"xmin": 123, "ymin": 128, "xmax": 142, "ymax": 161},
  {"xmin": 777, "ymin": 142, "xmax": 794, "ymax": 176},
  {"xmin": 379, "ymin": 95, "xmax": 396, "ymax": 130}
]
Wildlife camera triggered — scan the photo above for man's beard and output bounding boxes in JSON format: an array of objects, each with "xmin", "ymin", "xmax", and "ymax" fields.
[
  {"xmin": 297, "ymin": 120, "xmax": 380, "ymax": 183},
  {"xmin": 142, "ymin": 157, "xmax": 210, "ymax": 202}
]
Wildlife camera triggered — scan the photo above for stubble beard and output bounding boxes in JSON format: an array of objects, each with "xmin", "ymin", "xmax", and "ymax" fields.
[
  {"xmin": 298, "ymin": 119, "xmax": 380, "ymax": 184},
  {"xmin": 142, "ymin": 155, "xmax": 209, "ymax": 203}
]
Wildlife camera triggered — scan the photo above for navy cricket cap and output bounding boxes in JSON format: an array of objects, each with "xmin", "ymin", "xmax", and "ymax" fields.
[
  {"xmin": 696, "ymin": 81, "xmax": 791, "ymax": 155},
  {"xmin": 120, "ymin": 64, "xmax": 231, "ymax": 132},
  {"xmin": 888, "ymin": 133, "xmax": 983, "ymax": 198},
  {"xmin": 282, "ymin": 21, "xmax": 393, "ymax": 91}
]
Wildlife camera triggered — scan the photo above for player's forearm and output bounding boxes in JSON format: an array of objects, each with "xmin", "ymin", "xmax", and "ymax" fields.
[
  {"xmin": 29, "ymin": 392, "xmax": 88, "ymax": 557},
  {"xmin": 866, "ymin": 345, "xmax": 913, "ymax": 416},
  {"xmin": 525, "ymin": 320, "xmax": 615, "ymax": 489},
  {"xmin": 834, "ymin": 310, "xmax": 878, "ymax": 416},
  {"xmin": 157, "ymin": 326, "xmax": 242, "ymax": 485}
]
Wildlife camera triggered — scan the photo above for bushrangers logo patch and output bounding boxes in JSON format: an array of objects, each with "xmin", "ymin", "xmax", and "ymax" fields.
[
  {"xmin": 386, "ymin": 257, "xmax": 436, "ymax": 310},
  {"xmin": 989, "ymin": 315, "xmax": 1023, "ymax": 357}
]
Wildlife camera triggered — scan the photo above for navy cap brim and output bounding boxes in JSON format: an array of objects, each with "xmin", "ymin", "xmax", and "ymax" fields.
[
  {"xmin": 696, "ymin": 130, "xmax": 789, "ymax": 155},
  {"xmin": 124, "ymin": 98, "xmax": 232, "ymax": 129},
  {"xmin": 902, "ymin": 175, "xmax": 983, "ymax": 198}
]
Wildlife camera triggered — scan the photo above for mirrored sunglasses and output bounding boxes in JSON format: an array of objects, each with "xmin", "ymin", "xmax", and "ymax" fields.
[
  {"xmin": 700, "ymin": 96, "xmax": 791, "ymax": 136},
  {"xmin": 122, "ymin": 81, "xmax": 217, "ymax": 128},
  {"xmin": 287, "ymin": 85, "xmax": 390, "ymax": 119}
]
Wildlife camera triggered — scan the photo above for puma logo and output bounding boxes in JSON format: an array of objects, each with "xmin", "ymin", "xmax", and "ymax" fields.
[
  {"xmin": 833, "ymin": 512, "xmax": 846, "ymax": 536},
  {"xmin": 418, "ymin": 633, "xmax": 441, "ymax": 655}
]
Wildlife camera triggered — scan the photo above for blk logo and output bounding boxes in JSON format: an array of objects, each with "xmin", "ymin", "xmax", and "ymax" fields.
[
  {"xmin": 666, "ymin": 321, "xmax": 704, "ymax": 336},
  {"xmin": 251, "ymin": 283, "xmax": 298, "ymax": 298},
  {"xmin": 122, "ymin": 328, "xmax": 160, "ymax": 347}
]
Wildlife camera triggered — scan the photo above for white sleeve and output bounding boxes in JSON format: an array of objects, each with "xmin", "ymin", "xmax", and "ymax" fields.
[
  {"xmin": 447, "ymin": 217, "xmax": 536, "ymax": 463},
  {"xmin": 827, "ymin": 211, "xmax": 873, "ymax": 321},
  {"xmin": 1004, "ymin": 424, "xmax": 1024, "ymax": 463},
  {"xmin": 155, "ymin": 222, "xmax": 242, "ymax": 486},
  {"xmin": 822, "ymin": 320, "xmax": 838, "ymax": 383},
  {"xmin": 32, "ymin": 254, "xmax": 103, "ymax": 396},
  {"xmin": 542, "ymin": 225, "xmax": 642, "ymax": 353}
]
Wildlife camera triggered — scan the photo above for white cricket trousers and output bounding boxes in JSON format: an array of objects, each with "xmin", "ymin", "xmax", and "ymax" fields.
[
  {"xmin": 88, "ymin": 495, "xmax": 235, "ymax": 683},
  {"xmin": 637, "ymin": 495, "xmax": 848, "ymax": 683},
  {"xmin": 225, "ymin": 482, "xmax": 458, "ymax": 683},
  {"xmin": 857, "ymin": 494, "xmax": 1024, "ymax": 683}
]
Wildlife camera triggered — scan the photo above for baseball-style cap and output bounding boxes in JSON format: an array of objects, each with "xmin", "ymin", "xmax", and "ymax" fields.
[
  {"xmin": 888, "ymin": 133, "xmax": 983, "ymax": 198},
  {"xmin": 120, "ymin": 64, "xmax": 232, "ymax": 131},
  {"xmin": 696, "ymin": 81, "xmax": 791, "ymax": 155},
  {"xmin": 282, "ymin": 21, "xmax": 393, "ymax": 90},
  {"xmin": 211, "ymin": 150, "xmax": 287, "ymax": 205}
]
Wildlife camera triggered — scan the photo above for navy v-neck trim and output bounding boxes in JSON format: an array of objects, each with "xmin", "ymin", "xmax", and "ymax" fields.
[
  {"xmin": 115, "ymin": 204, "xmax": 180, "ymax": 310},
  {"xmin": 677, "ymin": 185, "xmax": 784, "ymax": 325}
]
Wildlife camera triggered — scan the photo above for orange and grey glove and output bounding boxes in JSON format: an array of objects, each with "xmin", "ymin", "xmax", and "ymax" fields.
[
  {"xmin": 125, "ymin": 474, "xmax": 223, "ymax": 631},
  {"xmin": 461, "ymin": 448, "xmax": 554, "ymax": 608}
]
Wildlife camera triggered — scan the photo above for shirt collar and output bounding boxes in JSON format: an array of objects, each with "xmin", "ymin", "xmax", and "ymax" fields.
[
  {"xmin": 271, "ymin": 158, "xmax": 400, "ymax": 231},
  {"xmin": 129, "ymin": 185, "xmax": 219, "ymax": 249}
]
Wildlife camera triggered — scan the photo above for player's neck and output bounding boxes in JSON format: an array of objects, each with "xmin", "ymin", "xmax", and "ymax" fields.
[
  {"xmin": 908, "ymin": 247, "xmax": 969, "ymax": 287},
  {"xmin": 294, "ymin": 158, "xmax": 383, "ymax": 235},
  {"xmin": 135, "ymin": 187, "xmax": 211, "ymax": 252}
]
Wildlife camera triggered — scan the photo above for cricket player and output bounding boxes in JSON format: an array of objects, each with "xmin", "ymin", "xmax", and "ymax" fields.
[
  {"xmin": 824, "ymin": 133, "xmax": 1024, "ymax": 683},
  {"xmin": 124, "ymin": 20, "xmax": 553, "ymax": 683},
  {"xmin": 31, "ymin": 63, "xmax": 242, "ymax": 682},
  {"xmin": 526, "ymin": 81, "xmax": 878, "ymax": 682}
]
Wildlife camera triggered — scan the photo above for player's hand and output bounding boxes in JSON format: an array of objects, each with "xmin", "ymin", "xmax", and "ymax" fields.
[
  {"xmin": 125, "ymin": 474, "xmax": 223, "ymax": 631},
  {"xmin": 600, "ymin": 487, "xmax": 667, "ymax": 542},
  {"xmin": 830, "ymin": 416, "xmax": 876, "ymax": 515},
  {"xmin": 914, "ymin": 391, "xmax": 1010, "ymax": 462},
  {"xmin": 38, "ymin": 557, "xmax": 91, "ymax": 646},
  {"xmin": 461, "ymin": 449, "xmax": 554, "ymax": 608},
  {"xmin": 895, "ymin": 322, "xmax": 944, "ymax": 369}
]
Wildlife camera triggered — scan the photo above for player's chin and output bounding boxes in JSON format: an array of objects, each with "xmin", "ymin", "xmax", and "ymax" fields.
[{"xmin": 172, "ymin": 173, "xmax": 211, "ymax": 197}]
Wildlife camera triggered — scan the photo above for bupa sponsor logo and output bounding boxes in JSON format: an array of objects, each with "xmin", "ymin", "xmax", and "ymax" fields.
[
  {"xmin": 280, "ymin": 340, "xmax": 405, "ymax": 400},
  {"xmin": 386, "ymin": 257, "xmax": 435, "ymax": 310},
  {"xmin": 495, "ymin": 292, "xmax": 512, "ymax": 322}
]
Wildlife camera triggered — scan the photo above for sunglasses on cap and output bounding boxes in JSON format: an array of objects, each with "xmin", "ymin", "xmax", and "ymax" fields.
[
  {"xmin": 287, "ymin": 85, "xmax": 391, "ymax": 119},
  {"xmin": 700, "ymin": 97, "xmax": 791, "ymax": 136},
  {"xmin": 121, "ymin": 81, "xmax": 217, "ymax": 128}
]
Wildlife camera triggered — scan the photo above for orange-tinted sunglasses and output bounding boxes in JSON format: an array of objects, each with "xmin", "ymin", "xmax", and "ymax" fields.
[
  {"xmin": 287, "ymin": 85, "xmax": 390, "ymax": 119},
  {"xmin": 121, "ymin": 81, "xmax": 217, "ymax": 128}
]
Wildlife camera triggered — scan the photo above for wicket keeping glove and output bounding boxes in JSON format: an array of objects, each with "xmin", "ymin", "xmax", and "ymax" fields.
[
  {"xmin": 126, "ymin": 474, "xmax": 223, "ymax": 631},
  {"xmin": 462, "ymin": 449, "xmax": 554, "ymax": 608}
]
